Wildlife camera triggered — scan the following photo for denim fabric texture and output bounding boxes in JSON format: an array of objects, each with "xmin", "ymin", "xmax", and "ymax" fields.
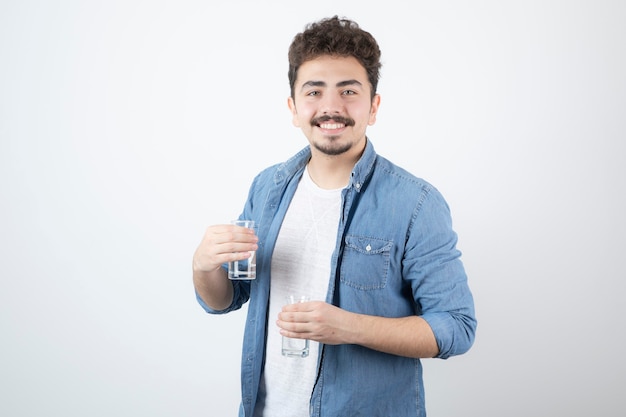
[{"xmin": 197, "ymin": 139, "xmax": 477, "ymax": 417}]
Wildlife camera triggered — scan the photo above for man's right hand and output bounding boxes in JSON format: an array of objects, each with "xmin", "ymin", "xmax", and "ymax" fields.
[
  {"xmin": 192, "ymin": 224, "xmax": 258, "ymax": 273},
  {"xmin": 192, "ymin": 224, "xmax": 258, "ymax": 311}
]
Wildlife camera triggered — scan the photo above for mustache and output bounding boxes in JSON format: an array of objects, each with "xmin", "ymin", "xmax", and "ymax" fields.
[{"xmin": 311, "ymin": 115, "xmax": 355, "ymax": 127}]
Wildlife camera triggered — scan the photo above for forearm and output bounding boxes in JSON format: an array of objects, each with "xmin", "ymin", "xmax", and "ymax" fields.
[
  {"xmin": 347, "ymin": 313, "xmax": 439, "ymax": 359},
  {"xmin": 193, "ymin": 266, "xmax": 234, "ymax": 311},
  {"xmin": 279, "ymin": 301, "xmax": 440, "ymax": 358}
]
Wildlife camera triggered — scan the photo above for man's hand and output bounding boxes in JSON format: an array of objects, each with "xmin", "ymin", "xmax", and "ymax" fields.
[
  {"xmin": 277, "ymin": 301, "xmax": 353, "ymax": 345},
  {"xmin": 276, "ymin": 301, "xmax": 439, "ymax": 358},
  {"xmin": 192, "ymin": 223, "xmax": 257, "ymax": 311},
  {"xmin": 193, "ymin": 224, "xmax": 258, "ymax": 273}
]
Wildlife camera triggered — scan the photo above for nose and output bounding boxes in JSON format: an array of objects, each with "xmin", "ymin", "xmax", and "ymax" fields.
[{"xmin": 321, "ymin": 92, "xmax": 344, "ymax": 115}]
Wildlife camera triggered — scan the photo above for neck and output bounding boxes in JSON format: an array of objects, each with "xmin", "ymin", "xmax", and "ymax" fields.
[{"xmin": 307, "ymin": 151, "xmax": 360, "ymax": 190}]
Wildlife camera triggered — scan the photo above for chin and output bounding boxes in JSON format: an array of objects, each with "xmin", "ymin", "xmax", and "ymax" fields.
[{"xmin": 314, "ymin": 143, "xmax": 352, "ymax": 156}]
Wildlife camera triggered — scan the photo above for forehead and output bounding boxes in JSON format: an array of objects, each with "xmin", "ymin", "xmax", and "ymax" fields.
[{"xmin": 295, "ymin": 55, "xmax": 369, "ymax": 86}]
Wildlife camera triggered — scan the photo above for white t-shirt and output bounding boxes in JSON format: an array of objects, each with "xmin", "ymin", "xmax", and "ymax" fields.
[{"xmin": 253, "ymin": 167, "xmax": 343, "ymax": 417}]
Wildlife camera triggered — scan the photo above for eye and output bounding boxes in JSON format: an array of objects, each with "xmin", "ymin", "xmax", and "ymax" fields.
[
  {"xmin": 342, "ymin": 89, "xmax": 357, "ymax": 95},
  {"xmin": 306, "ymin": 90, "xmax": 321, "ymax": 96}
]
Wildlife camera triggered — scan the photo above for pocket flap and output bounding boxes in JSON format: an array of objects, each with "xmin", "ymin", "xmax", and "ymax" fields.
[{"xmin": 344, "ymin": 235, "xmax": 393, "ymax": 255}]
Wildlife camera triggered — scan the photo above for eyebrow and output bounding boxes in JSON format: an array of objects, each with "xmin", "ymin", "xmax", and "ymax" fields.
[{"xmin": 300, "ymin": 79, "xmax": 363, "ymax": 91}]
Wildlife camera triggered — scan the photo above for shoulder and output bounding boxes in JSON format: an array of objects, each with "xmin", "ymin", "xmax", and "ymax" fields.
[
  {"xmin": 248, "ymin": 146, "xmax": 310, "ymax": 191},
  {"xmin": 372, "ymin": 155, "xmax": 439, "ymax": 194}
]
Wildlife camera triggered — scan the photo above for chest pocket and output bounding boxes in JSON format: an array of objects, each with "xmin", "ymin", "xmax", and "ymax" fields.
[{"xmin": 340, "ymin": 235, "xmax": 393, "ymax": 290}]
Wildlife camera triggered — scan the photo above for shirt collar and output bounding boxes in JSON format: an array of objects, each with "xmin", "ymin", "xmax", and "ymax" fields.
[
  {"xmin": 273, "ymin": 138, "xmax": 377, "ymax": 193},
  {"xmin": 350, "ymin": 138, "xmax": 376, "ymax": 193}
]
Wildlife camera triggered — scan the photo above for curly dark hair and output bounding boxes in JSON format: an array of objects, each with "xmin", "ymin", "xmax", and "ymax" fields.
[{"xmin": 288, "ymin": 16, "xmax": 382, "ymax": 99}]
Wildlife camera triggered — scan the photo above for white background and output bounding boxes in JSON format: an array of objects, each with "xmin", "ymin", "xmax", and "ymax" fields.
[{"xmin": 1, "ymin": 1, "xmax": 624, "ymax": 416}]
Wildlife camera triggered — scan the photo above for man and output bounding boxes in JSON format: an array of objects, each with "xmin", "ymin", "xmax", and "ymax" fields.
[{"xmin": 193, "ymin": 16, "xmax": 476, "ymax": 417}]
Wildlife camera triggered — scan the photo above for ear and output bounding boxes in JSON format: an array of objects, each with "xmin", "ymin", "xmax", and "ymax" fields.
[
  {"xmin": 368, "ymin": 94, "xmax": 381, "ymax": 126},
  {"xmin": 287, "ymin": 96, "xmax": 300, "ymax": 127}
]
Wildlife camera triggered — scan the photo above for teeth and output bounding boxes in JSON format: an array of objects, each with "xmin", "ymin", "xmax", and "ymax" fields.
[{"xmin": 320, "ymin": 123, "xmax": 345, "ymax": 130}]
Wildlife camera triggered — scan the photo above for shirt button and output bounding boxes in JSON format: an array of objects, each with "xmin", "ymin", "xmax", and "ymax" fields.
[
  {"xmin": 355, "ymin": 182, "xmax": 361, "ymax": 189},
  {"xmin": 366, "ymin": 244, "xmax": 371, "ymax": 252}
]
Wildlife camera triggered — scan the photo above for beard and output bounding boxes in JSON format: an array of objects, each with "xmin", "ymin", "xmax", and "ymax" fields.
[
  {"xmin": 312, "ymin": 136, "xmax": 354, "ymax": 156},
  {"xmin": 310, "ymin": 114, "xmax": 356, "ymax": 156}
]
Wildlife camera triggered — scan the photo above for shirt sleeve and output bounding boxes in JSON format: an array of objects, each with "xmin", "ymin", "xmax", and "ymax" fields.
[
  {"xmin": 405, "ymin": 185, "xmax": 477, "ymax": 359},
  {"xmin": 195, "ymin": 266, "xmax": 251, "ymax": 314}
]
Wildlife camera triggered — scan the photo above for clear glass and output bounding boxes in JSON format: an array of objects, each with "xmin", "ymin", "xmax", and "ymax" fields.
[
  {"xmin": 281, "ymin": 295, "xmax": 310, "ymax": 358},
  {"xmin": 227, "ymin": 220, "xmax": 256, "ymax": 280}
]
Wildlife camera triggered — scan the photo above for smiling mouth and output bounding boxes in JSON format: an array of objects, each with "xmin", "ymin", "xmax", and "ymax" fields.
[
  {"xmin": 312, "ymin": 115, "xmax": 355, "ymax": 129},
  {"xmin": 319, "ymin": 122, "xmax": 346, "ymax": 130}
]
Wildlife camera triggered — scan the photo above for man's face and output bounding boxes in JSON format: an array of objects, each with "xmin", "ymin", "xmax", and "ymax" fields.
[{"xmin": 288, "ymin": 55, "xmax": 380, "ymax": 158}]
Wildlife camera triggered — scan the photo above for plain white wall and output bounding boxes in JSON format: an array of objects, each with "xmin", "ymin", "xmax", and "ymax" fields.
[{"xmin": 1, "ymin": 1, "xmax": 624, "ymax": 416}]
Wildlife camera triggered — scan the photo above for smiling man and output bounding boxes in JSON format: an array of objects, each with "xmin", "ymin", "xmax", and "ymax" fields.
[
  {"xmin": 288, "ymin": 55, "xmax": 379, "ymax": 190},
  {"xmin": 193, "ymin": 16, "xmax": 477, "ymax": 417}
]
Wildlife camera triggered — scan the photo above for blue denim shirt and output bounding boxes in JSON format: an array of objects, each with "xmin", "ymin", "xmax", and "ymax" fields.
[{"xmin": 197, "ymin": 140, "xmax": 477, "ymax": 417}]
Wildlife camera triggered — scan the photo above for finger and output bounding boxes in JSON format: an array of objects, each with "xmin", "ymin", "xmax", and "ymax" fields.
[
  {"xmin": 228, "ymin": 224, "xmax": 258, "ymax": 239},
  {"xmin": 195, "ymin": 228, "xmax": 256, "ymax": 271},
  {"xmin": 206, "ymin": 225, "xmax": 256, "ymax": 244},
  {"xmin": 279, "ymin": 328, "xmax": 307, "ymax": 339},
  {"xmin": 230, "ymin": 223, "xmax": 257, "ymax": 234},
  {"xmin": 277, "ymin": 310, "xmax": 312, "ymax": 326},
  {"xmin": 202, "ymin": 228, "xmax": 257, "ymax": 254},
  {"xmin": 216, "ymin": 241, "xmax": 257, "ymax": 256},
  {"xmin": 281, "ymin": 301, "xmax": 316, "ymax": 314},
  {"xmin": 277, "ymin": 319, "xmax": 308, "ymax": 336}
]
